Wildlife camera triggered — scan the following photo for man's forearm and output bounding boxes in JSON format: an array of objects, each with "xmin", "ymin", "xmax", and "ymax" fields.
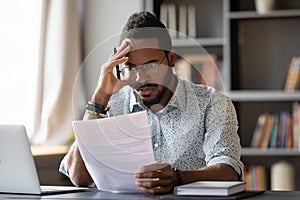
[
  {"xmin": 179, "ymin": 164, "xmax": 239, "ymax": 185},
  {"xmin": 67, "ymin": 105, "xmax": 106, "ymax": 186},
  {"xmin": 67, "ymin": 142, "xmax": 93, "ymax": 186}
]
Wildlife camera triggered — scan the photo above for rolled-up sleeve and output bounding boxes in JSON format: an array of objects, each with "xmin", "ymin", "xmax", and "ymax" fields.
[
  {"xmin": 59, "ymin": 152, "xmax": 70, "ymax": 177},
  {"xmin": 203, "ymin": 93, "xmax": 244, "ymax": 179}
]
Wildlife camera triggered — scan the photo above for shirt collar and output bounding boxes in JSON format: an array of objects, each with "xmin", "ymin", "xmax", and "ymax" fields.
[
  {"xmin": 129, "ymin": 89, "xmax": 144, "ymax": 112},
  {"xmin": 166, "ymin": 76, "xmax": 186, "ymax": 111},
  {"xmin": 128, "ymin": 76, "xmax": 187, "ymax": 112}
]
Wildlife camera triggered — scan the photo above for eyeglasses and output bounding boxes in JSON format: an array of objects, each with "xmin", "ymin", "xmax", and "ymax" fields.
[{"xmin": 120, "ymin": 56, "xmax": 167, "ymax": 80}]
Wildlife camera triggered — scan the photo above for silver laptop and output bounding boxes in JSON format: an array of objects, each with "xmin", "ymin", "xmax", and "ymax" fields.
[{"xmin": 0, "ymin": 125, "xmax": 87, "ymax": 195}]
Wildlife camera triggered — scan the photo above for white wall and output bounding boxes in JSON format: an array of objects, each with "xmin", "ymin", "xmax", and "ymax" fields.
[{"xmin": 80, "ymin": 0, "xmax": 145, "ymax": 101}]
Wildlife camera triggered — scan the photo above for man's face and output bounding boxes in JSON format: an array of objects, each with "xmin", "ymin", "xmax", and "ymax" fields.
[{"xmin": 125, "ymin": 48, "xmax": 172, "ymax": 106}]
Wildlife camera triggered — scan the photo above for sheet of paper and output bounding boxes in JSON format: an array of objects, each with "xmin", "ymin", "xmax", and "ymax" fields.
[{"xmin": 72, "ymin": 111, "xmax": 155, "ymax": 193}]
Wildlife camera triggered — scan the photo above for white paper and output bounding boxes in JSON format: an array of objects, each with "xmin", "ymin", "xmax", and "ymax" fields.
[{"xmin": 72, "ymin": 111, "xmax": 155, "ymax": 193}]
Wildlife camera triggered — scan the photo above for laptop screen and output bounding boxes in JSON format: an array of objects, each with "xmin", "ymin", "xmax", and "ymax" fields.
[{"xmin": 0, "ymin": 125, "xmax": 41, "ymax": 194}]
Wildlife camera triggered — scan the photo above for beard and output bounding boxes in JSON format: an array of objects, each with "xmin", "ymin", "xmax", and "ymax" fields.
[
  {"xmin": 138, "ymin": 84, "xmax": 166, "ymax": 106},
  {"xmin": 131, "ymin": 83, "xmax": 165, "ymax": 106},
  {"xmin": 130, "ymin": 68, "xmax": 174, "ymax": 106}
]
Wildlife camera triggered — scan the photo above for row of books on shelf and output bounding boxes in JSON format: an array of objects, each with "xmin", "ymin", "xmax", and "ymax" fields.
[
  {"xmin": 251, "ymin": 102, "xmax": 300, "ymax": 149},
  {"xmin": 160, "ymin": 2, "xmax": 196, "ymax": 38},
  {"xmin": 243, "ymin": 165, "xmax": 267, "ymax": 190},
  {"xmin": 174, "ymin": 54, "xmax": 223, "ymax": 90},
  {"xmin": 284, "ymin": 56, "xmax": 300, "ymax": 92},
  {"xmin": 243, "ymin": 160, "xmax": 295, "ymax": 191},
  {"xmin": 175, "ymin": 54, "xmax": 300, "ymax": 92}
]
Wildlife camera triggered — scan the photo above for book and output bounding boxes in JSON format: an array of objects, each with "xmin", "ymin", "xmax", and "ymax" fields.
[
  {"xmin": 167, "ymin": 3, "xmax": 177, "ymax": 38},
  {"xmin": 255, "ymin": 165, "xmax": 267, "ymax": 190},
  {"xmin": 178, "ymin": 4, "xmax": 187, "ymax": 38},
  {"xmin": 286, "ymin": 113, "xmax": 293, "ymax": 149},
  {"xmin": 160, "ymin": 3, "xmax": 168, "ymax": 29},
  {"xmin": 174, "ymin": 58, "xmax": 192, "ymax": 82},
  {"xmin": 292, "ymin": 102, "xmax": 300, "ymax": 150},
  {"xmin": 278, "ymin": 111, "xmax": 290, "ymax": 148},
  {"xmin": 251, "ymin": 113, "xmax": 267, "ymax": 148},
  {"xmin": 251, "ymin": 112, "xmax": 281, "ymax": 148},
  {"xmin": 187, "ymin": 4, "xmax": 196, "ymax": 38},
  {"xmin": 284, "ymin": 57, "xmax": 300, "ymax": 92},
  {"xmin": 184, "ymin": 54, "xmax": 221, "ymax": 89},
  {"xmin": 243, "ymin": 166, "xmax": 252, "ymax": 190},
  {"xmin": 260, "ymin": 113, "xmax": 275, "ymax": 148},
  {"xmin": 173, "ymin": 181, "xmax": 245, "ymax": 196},
  {"xmin": 269, "ymin": 114, "xmax": 279, "ymax": 148}
]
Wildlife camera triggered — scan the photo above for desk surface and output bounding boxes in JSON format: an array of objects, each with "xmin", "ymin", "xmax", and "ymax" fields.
[{"xmin": 0, "ymin": 190, "xmax": 300, "ymax": 200}]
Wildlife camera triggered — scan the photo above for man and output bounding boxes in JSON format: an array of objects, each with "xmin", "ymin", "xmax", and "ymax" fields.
[{"xmin": 60, "ymin": 11, "xmax": 243, "ymax": 194}]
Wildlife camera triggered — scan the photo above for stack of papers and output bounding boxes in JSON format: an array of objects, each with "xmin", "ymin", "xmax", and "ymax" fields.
[{"xmin": 72, "ymin": 111, "xmax": 155, "ymax": 193}]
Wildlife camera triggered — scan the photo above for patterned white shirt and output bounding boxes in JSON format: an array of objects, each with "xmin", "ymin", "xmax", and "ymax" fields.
[
  {"xmin": 106, "ymin": 76, "xmax": 243, "ymax": 177},
  {"xmin": 60, "ymin": 76, "xmax": 243, "ymax": 178}
]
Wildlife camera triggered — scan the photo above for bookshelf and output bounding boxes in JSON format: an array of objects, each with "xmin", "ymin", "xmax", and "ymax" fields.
[{"xmin": 152, "ymin": 0, "xmax": 300, "ymax": 190}]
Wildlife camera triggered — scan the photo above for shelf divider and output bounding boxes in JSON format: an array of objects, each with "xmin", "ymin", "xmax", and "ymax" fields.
[
  {"xmin": 228, "ymin": 90, "xmax": 300, "ymax": 102},
  {"xmin": 242, "ymin": 147, "xmax": 300, "ymax": 156},
  {"xmin": 172, "ymin": 37, "xmax": 224, "ymax": 47},
  {"xmin": 228, "ymin": 9, "xmax": 300, "ymax": 19}
]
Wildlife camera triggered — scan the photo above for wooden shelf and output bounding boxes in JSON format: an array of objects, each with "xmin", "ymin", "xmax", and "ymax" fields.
[
  {"xmin": 31, "ymin": 145, "xmax": 68, "ymax": 156},
  {"xmin": 172, "ymin": 37, "xmax": 224, "ymax": 47},
  {"xmin": 228, "ymin": 9, "xmax": 300, "ymax": 19},
  {"xmin": 242, "ymin": 148, "xmax": 300, "ymax": 156},
  {"xmin": 228, "ymin": 90, "xmax": 300, "ymax": 102}
]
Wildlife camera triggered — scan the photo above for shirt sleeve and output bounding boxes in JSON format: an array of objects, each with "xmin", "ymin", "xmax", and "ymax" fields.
[
  {"xmin": 59, "ymin": 150, "xmax": 70, "ymax": 177},
  {"xmin": 203, "ymin": 92, "xmax": 244, "ymax": 179}
]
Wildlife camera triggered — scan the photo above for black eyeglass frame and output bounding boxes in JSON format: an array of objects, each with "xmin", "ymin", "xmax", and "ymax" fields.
[{"xmin": 117, "ymin": 50, "xmax": 171, "ymax": 81}]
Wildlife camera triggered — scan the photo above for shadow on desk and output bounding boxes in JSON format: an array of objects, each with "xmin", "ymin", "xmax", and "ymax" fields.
[{"xmin": 160, "ymin": 190, "xmax": 265, "ymax": 199}]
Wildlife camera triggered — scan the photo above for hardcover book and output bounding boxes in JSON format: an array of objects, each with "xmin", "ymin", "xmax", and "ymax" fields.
[
  {"xmin": 284, "ymin": 57, "xmax": 300, "ymax": 92},
  {"xmin": 174, "ymin": 181, "xmax": 245, "ymax": 196}
]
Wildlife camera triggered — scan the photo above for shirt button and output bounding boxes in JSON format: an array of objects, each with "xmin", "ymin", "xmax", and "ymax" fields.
[{"xmin": 154, "ymin": 143, "xmax": 159, "ymax": 148}]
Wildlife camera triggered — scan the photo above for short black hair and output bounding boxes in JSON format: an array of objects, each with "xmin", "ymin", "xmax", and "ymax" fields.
[{"xmin": 119, "ymin": 11, "xmax": 172, "ymax": 51}]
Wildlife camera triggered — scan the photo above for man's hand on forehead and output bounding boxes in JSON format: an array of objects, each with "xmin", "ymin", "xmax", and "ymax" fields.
[{"xmin": 123, "ymin": 38, "xmax": 134, "ymax": 49}]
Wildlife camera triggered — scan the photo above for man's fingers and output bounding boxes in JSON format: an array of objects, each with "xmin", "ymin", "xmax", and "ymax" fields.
[
  {"xmin": 116, "ymin": 40, "xmax": 129, "ymax": 52},
  {"xmin": 140, "ymin": 186, "xmax": 172, "ymax": 195},
  {"xmin": 135, "ymin": 170, "xmax": 173, "ymax": 180},
  {"xmin": 114, "ymin": 41, "xmax": 131, "ymax": 58},
  {"xmin": 136, "ymin": 179, "xmax": 159, "ymax": 188},
  {"xmin": 135, "ymin": 162, "xmax": 176, "ymax": 195},
  {"xmin": 135, "ymin": 171, "xmax": 161, "ymax": 179},
  {"xmin": 137, "ymin": 162, "xmax": 167, "ymax": 173},
  {"xmin": 105, "ymin": 57, "xmax": 128, "ymax": 71},
  {"xmin": 136, "ymin": 178, "xmax": 174, "ymax": 188}
]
